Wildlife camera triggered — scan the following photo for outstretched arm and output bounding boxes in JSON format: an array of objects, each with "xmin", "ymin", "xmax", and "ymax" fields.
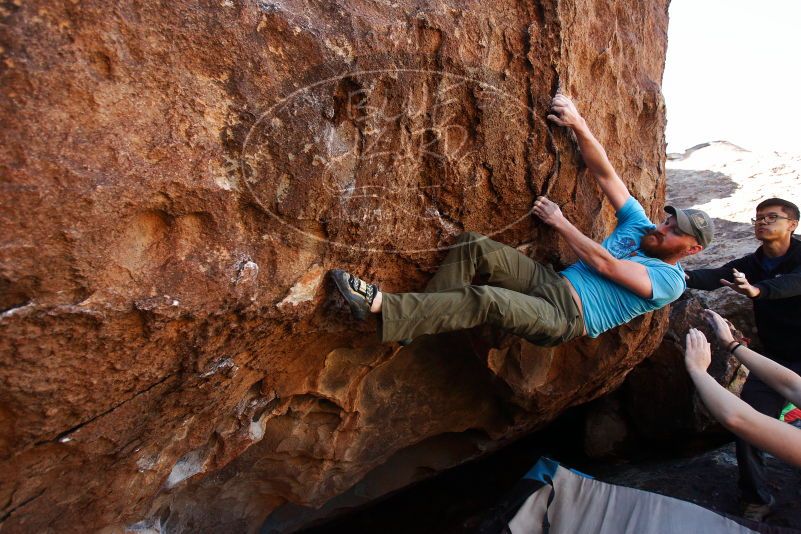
[
  {"xmin": 719, "ymin": 268, "xmax": 761, "ymax": 298},
  {"xmin": 533, "ymin": 196, "xmax": 652, "ymax": 298},
  {"xmin": 685, "ymin": 328, "xmax": 801, "ymax": 468},
  {"xmin": 685, "ymin": 257, "xmax": 752, "ymax": 291},
  {"xmin": 751, "ymin": 265, "xmax": 801, "ymax": 300},
  {"xmin": 705, "ymin": 265, "xmax": 801, "ymax": 300},
  {"xmin": 702, "ymin": 309, "xmax": 801, "ymax": 405},
  {"xmin": 548, "ymin": 94, "xmax": 630, "ymax": 211}
]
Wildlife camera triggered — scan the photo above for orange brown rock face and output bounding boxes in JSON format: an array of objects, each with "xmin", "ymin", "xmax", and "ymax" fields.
[{"xmin": 0, "ymin": 0, "xmax": 669, "ymax": 531}]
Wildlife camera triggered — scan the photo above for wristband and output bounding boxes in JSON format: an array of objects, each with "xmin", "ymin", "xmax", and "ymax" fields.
[
  {"xmin": 729, "ymin": 342, "xmax": 742, "ymax": 354},
  {"xmin": 725, "ymin": 340, "xmax": 738, "ymax": 352}
]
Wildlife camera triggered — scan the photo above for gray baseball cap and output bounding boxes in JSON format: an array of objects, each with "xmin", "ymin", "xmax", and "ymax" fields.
[{"xmin": 664, "ymin": 206, "xmax": 714, "ymax": 248}]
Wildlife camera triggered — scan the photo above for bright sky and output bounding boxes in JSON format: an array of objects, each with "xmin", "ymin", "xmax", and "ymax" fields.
[{"xmin": 663, "ymin": 1, "xmax": 801, "ymax": 153}]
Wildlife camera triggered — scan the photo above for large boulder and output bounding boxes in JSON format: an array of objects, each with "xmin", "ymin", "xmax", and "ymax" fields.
[{"xmin": 0, "ymin": 1, "xmax": 670, "ymax": 531}]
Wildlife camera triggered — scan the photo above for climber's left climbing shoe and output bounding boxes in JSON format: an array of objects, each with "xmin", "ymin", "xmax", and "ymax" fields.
[{"xmin": 330, "ymin": 269, "xmax": 378, "ymax": 321}]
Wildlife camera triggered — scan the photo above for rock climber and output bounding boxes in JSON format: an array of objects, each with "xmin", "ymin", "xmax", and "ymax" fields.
[{"xmin": 331, "ymin": 93, "xmax": 712, "ymax": 347}]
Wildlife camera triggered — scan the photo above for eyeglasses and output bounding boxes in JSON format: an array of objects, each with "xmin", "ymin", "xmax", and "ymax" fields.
[{"xmin": 750, "ymin": 214, "xmax": 797, "ymax": 225}]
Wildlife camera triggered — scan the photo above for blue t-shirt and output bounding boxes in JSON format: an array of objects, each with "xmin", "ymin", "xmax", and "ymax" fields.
[{"xmin": 560, "ymin": 196, "xmax": 686, "ymax": 338}]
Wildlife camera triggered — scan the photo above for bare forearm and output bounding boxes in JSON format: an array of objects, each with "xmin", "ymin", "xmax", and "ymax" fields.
[
  {"xmin": 733, "ymin": 345, "xmax": 801, "ymax": 405},
  {"xmin": 689, "ymin": 370, "xmax": 748, "ymax": 426},
  {"xmin": 549, "ymin": 94, "xmax": 629, "ymax": 210},
  {"xmin": 572, "ymin": 120, "xmax": 618, "ymax": 181},
  {"xmin": 689, "ymin": 368, "xmax": 801, "ymax": 467},
  {"xmin": 534, "ymin": 194, "xmax": 652, "ymax": 297},
  {"xmin": 553, "ymin": 218, "xmax": 614, "ymax": 274}
]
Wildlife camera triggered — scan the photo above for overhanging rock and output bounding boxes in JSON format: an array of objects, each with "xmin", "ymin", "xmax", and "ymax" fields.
[{"xmin": 0, "ymin": 0, "xmax": 669, "ymax": 531}]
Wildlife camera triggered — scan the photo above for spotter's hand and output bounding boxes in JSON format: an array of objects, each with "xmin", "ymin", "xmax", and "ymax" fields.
[
  {"xmin": 720, "ymin": 268, "xmax": 761, "ymax": 298},
  {"xmin": 685, "ymin": 328, "xmax": 712, "ymax": 374},
  {"xmin": 533, "ymin": 196, "xmax": 565, "ymax": 227},
  {"xmin": 701, "ymin": 309, "xmax": 736, "ymax": 345}
]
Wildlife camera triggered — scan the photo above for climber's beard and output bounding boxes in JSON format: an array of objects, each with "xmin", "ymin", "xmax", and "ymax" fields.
[{"xmin": 640, "ymin": 230, "xmax": 686, "ymax": 261}]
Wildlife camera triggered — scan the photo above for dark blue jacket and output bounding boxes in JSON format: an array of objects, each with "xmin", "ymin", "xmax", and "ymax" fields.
[{"xmin": 686, "ymin": 236, "xmax": 801, "ymax": 362}]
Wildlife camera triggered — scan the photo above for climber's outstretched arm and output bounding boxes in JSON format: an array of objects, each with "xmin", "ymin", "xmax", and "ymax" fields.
[
  {"xmin": 533, "ymin": 196, "xmax": 652, "ymax": 298},
  {"xmin": 547, "ymin": 94, "xmax": 630, "ymax": 212}
]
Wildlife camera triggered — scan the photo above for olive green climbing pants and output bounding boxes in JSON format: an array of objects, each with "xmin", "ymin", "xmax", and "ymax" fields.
[{"xmin": 380, "ymin": 232, "xmax": 585, "ymax": 346}]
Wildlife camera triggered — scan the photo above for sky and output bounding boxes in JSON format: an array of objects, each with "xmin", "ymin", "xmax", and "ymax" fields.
[{"xmin": 663, "ymin": 1, "xmax": 801, "ymax": 153}]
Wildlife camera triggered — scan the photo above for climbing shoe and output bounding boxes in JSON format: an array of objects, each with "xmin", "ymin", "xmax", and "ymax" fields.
[{"xmin": 330, "ymin": 269, "xmax": 378, "ymax": 321}]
